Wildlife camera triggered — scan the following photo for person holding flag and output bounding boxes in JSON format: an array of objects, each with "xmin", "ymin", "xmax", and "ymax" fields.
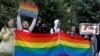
[
  {"xmin": 17, "ymin": 12, "xmax": 37, "ymax": 32},
  {"xmin": 17, "ymin": 2, "xmax": 38, "ymax": 32},
  {"xmin": 0, "ymin": 18, "xmax": 15, "ymax": 56}
]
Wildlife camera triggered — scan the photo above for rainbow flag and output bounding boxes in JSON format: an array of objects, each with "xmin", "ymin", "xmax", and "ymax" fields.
[
  {"xmin": 14, "ymin": 30, "xmax": 91, "ymax": 56},
  {"xmin": 59, "ymin": 32, "xmax": 91, "ymax": 56},
  {"xmin": 19, "ymin": 2, "xmax": 38, "ymax": 18}
]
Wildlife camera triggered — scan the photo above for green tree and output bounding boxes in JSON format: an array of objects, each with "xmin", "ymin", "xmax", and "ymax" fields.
[
  {"xmin": 0, "ymin": 0, "xmax": 20, "ymax": 25},
  {"xmin": 1, "ymin": 0, "xmax": 100, "ymax": 32},
  {"xmin": 33, "ymin": 0, "xmax": 71, "ymax": 30},
  {"xmin": 71, "ymin": 0, "xmax": 100, "ymax": 26},
  {"xmin": 0, "ymin": 0, "xmax": 71, "ymax": 31}
]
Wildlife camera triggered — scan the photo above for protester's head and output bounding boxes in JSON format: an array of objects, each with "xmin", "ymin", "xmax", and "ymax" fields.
[
  {"xmin": 5, "ymin": 18, "xmax": 14, "ymax": 28},
  {"xmin": 54, "ymin": 19, "xmax": 60, "ymax": 28},
  {"xmin": 36, "ymin": 19, "xmax": 41, "ymax": 26},
  {"xmin": 71, "ymin": 26, "xmax": 76, "ymax": 32},
  {"xmin": 22, "ymin": 20, "xmax": 29, "ymax": 29}
]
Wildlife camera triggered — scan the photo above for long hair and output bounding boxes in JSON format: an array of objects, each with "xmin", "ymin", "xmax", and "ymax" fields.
[
  {"xmin": 71, "ymin": 25, "xmax": 79, "ymax": 35},
  {"xmin": 4, "ymin": 17, "xmax": 13, "ymax": 28}
]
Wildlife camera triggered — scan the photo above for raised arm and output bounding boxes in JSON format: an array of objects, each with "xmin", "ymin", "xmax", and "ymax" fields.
[
  {"xmin": 29, "ymin": 18, "xmax": 37, "ymax": 32},
  {"xmin": 17, "ymin": 14, "xmax": 22, "ymax": 30}
]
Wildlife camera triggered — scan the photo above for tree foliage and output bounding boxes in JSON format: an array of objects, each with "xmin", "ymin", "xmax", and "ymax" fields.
[
  {"xmin": 71, "ymin": 0, "xmax": 100, "ymax": 24},
  {"xmin": 0, "ymin": 0, "xmax": 100, "ymax": 31}
]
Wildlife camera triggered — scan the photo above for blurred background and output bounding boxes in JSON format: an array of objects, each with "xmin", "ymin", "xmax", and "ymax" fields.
[{"xmin": 0, "ymin": 0, "xmax": 100, "ymax": 31}]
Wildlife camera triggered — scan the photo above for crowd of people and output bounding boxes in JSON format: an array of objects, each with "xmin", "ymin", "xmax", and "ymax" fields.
[{"xmin": 0, "ymin": 12, "xmax": 100, "ymax": 56}]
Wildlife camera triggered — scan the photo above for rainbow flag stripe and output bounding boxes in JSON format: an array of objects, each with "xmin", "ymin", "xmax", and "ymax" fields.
[
  {"xmin": 59, "ymin": 32, "xmax": 90, "ymax": 56},
  {"xmin": 19, "ymin": 2, "xmax": 38, "ymax": 18},
  {"xmin": 14, "ymin": 30, "xmax": 91, "ymax": 56}
]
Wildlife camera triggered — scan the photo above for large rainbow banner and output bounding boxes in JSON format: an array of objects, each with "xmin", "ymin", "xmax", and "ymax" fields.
[
  {"xmin": 14, "ymin": 30, "xmax": 91, "ymax": 56},
  {"xmin": 19, "ymin": 2, "xmax": 38, "ymax": 18}
]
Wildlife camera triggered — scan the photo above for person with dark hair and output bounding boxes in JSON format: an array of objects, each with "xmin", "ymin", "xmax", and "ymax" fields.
[
  {"xmin": 17, "ymin": 11, "xmax": 37, "ymax": 32},
  {"xmin": 40, "ymin": 23, "xmax": 48, "ymax": 33},
  {"xmin": 32, "ymin": 19, "xmax": 49, "ymax": 34},
  {"xmin": 0, "ymin": 18, "xmax": 15, "ymax": 56},
  {"xmin": 32, "ymin": 19, "xmax": 42, "ymax": 33},
  {"xmin": 67, "ymin": 26, "xmax": 79, "ymax": 36}
]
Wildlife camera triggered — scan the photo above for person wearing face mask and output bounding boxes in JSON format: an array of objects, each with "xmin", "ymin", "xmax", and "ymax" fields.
[
  {"xmin": 50, "ymin": 19, "xmax": 60, "ymax": 34},
  {"xmin": 0, "ymin": 18, "xmax": 15, "ymax": 56},
  {"xmin": 17, "ymin": 11, "xmax": 37, "ymax": 33}
]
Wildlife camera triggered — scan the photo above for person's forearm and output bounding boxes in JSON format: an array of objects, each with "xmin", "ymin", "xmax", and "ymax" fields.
[
  {"xmin": 17, "ymin": 14, "xmax": 22, "ymax": 30},
  {"xmin": 29, "ymin": 18, "xmax": 37, "ymax": 32}
]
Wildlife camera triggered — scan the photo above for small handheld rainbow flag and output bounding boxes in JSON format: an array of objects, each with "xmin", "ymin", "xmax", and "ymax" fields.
[{"xmin": 19, "ymin": 2, "xmax": 38, "ymax": 18}]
